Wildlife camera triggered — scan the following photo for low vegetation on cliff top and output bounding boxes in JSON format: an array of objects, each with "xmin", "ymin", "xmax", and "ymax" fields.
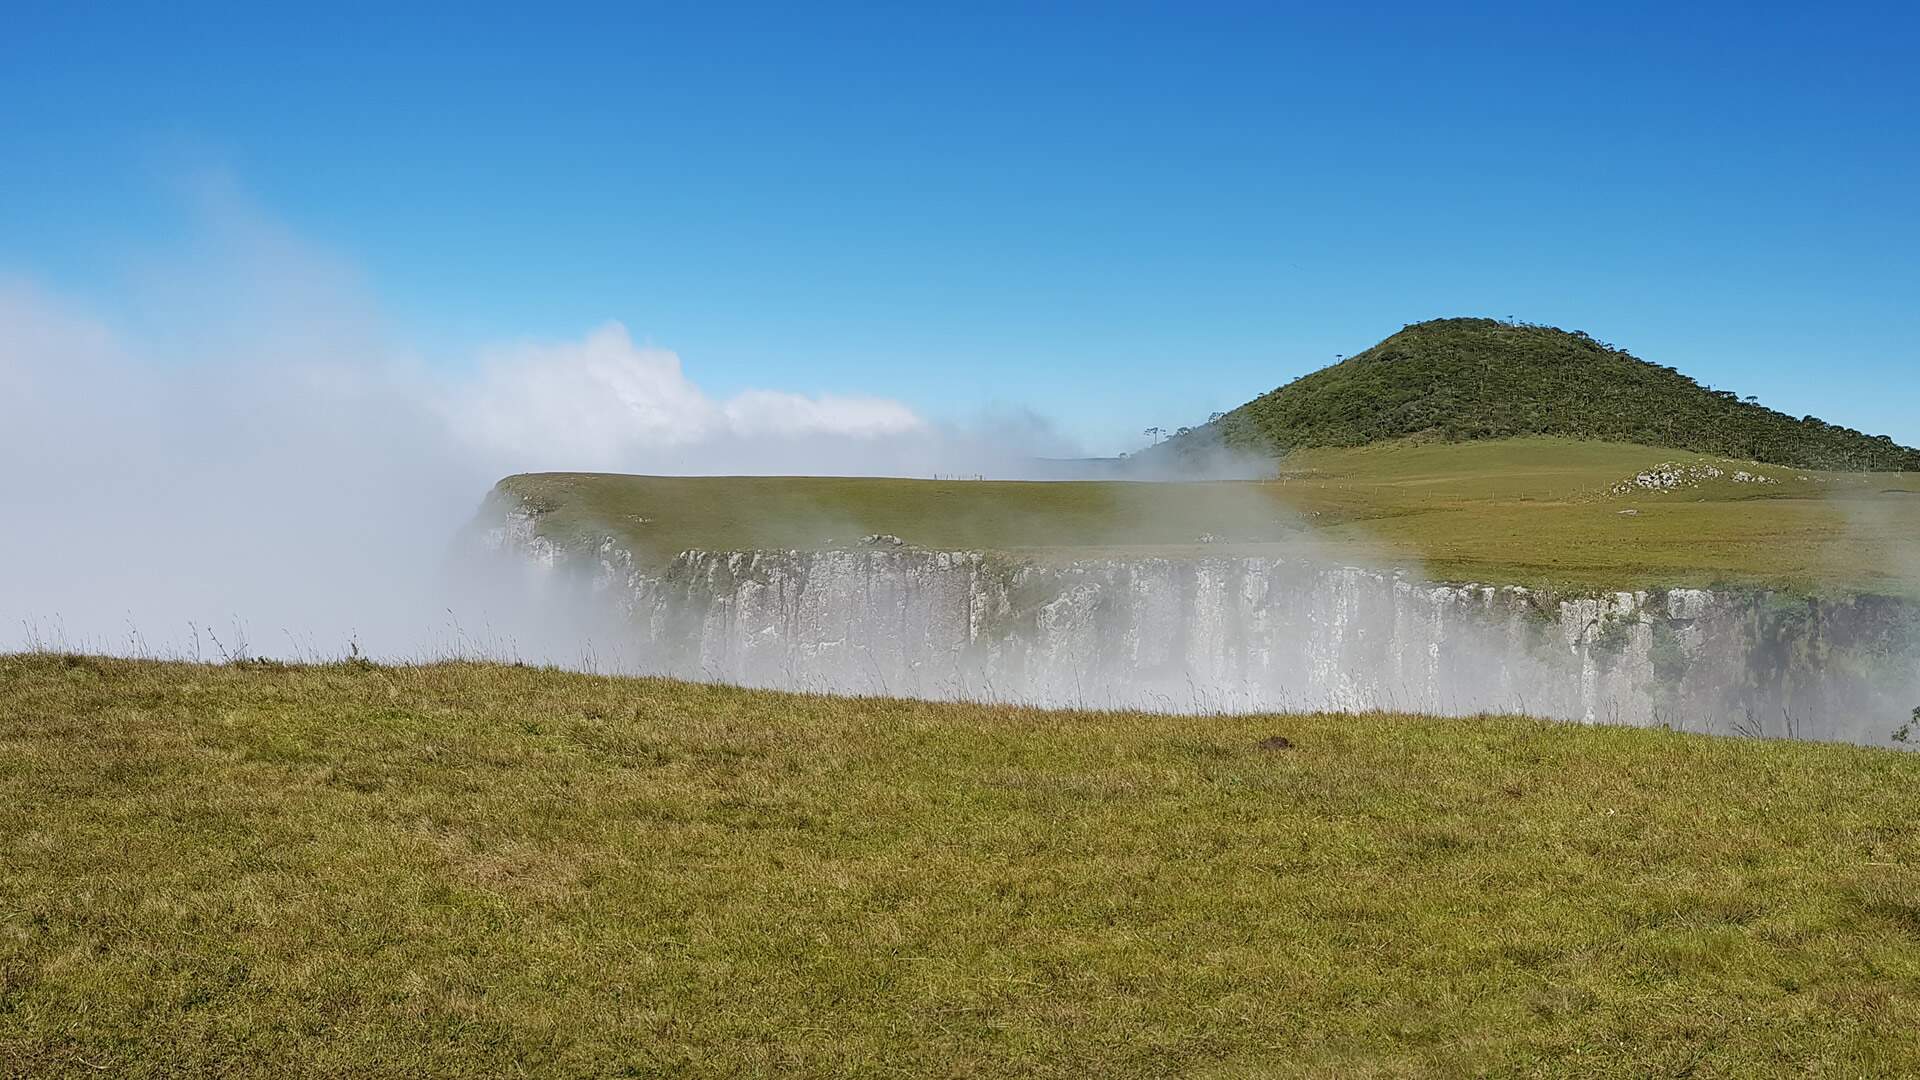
[
  {"xmin": 6, "ymin": 654, "xmax": 1920, "ymax": 1077},
  {"xmin": 498, "ymin": 438, "xmax": 1920, "ymax": 596},
  {"xmin": 1161, "ymin": 317, "xmax": 1920, "ymax": 472}
]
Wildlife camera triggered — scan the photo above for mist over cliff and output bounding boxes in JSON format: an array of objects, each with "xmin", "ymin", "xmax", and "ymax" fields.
[
  {"xmin": 0, "ymin": 198, "xmax": 1089, "ymax": 659},
  {"xmin": 474, "ymin": 496, "xmax": 1920, "ymax": 747}
]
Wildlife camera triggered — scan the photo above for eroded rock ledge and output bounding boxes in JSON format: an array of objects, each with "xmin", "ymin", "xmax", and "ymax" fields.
[{"xmin": 481, "ymin": 505, "xmax": 1920, "ymax": 746}]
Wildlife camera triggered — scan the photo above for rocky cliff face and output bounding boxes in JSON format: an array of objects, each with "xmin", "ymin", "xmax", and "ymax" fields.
[{"xmin": 480, "ymin": 506, "xmax": 1920, "ymax": 747}]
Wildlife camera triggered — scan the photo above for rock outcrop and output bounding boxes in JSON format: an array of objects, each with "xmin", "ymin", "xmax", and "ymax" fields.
[{"xmin": 480, "ymin": 505, "xmax": 1920, "ymax": 746}]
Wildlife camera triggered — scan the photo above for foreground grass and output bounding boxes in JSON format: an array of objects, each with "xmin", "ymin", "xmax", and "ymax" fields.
[
  {"xmin": 499, "ymin": 438, "xmax": 1920, "ymax": 596},
  {"xmin": 5, "ymin": 656, "xmax": 1920, "ymax": 1077}
]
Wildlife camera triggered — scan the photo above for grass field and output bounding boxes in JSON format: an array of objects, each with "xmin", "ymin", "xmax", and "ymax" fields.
[
  {"xmin": 498, "ymin": 438, "xmax": 1920, "ymax": 596},
  {"xmin": 7, "ymin": 654, "xmax": 1920, "ymax": 1076}
]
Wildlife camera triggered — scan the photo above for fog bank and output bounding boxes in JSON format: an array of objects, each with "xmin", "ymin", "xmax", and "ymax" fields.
[{"xmin": 0, "ymin": 208, "xmax": 1086, "ymax": 659}]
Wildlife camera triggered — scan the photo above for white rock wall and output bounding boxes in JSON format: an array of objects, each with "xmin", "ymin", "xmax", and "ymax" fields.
[{"xmin": 481, "ymin": 507, "xmax": 1918, "ymax": 744}]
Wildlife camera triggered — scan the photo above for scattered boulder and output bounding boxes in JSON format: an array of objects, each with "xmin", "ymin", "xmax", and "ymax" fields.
[{"xmin": 1610, "ymin": 461, "xmax": 1778, "ymax": 496}]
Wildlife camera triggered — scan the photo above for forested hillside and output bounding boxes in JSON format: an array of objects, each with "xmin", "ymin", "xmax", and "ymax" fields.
[{"xmin": 1170, "ymin": 318, "xmax": 1920, "ymax": 471}]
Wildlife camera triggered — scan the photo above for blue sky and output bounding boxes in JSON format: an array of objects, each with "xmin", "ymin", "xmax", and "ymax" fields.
[{"xmin": 5, "ymin": 3, "xmax": 1917, "ymax": 453}]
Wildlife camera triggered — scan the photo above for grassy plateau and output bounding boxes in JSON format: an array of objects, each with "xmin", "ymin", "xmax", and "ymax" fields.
[
  {"xmin": 499, "ymin": 438, "xmax": 1920, "ymax": 596},
  {"xmin": 6, "ymin": 654, "xmax": 1920, "ymax": 1077}
]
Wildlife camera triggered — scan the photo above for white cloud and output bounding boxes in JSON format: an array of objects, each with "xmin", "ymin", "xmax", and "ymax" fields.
[
  {"xmin": 721, "ymin": 388, "xmax": 924, "ymax": 440},
  {"xmin": 453, "ymin": 323, "xmax": 725, "ymax": 457},
  {"xmin": 444, "ymin": 322, "xmax": 928, "ymax": 471}
]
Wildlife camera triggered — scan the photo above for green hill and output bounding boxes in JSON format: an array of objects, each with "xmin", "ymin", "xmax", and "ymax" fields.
[{"xmin": 1172, "ymin": 318, "xmax": 1920, "ymax": 472}]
